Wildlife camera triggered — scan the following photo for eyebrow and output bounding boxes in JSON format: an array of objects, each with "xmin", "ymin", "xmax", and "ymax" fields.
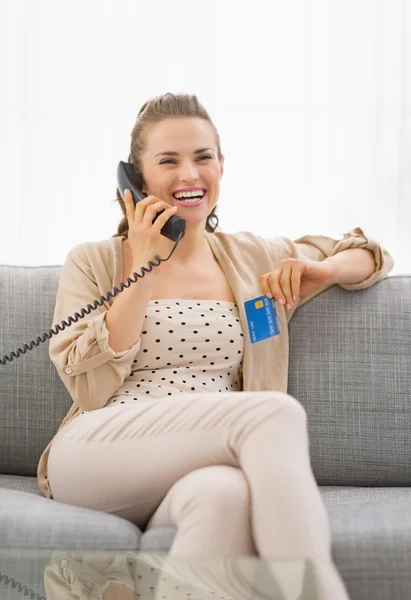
[{"xmin": 154, "ymin": 147, "xmax": 215, "ymax": 158}]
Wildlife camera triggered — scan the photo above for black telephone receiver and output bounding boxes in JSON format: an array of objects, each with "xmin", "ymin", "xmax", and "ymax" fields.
[
  {"xmin": 0, "ymin": 162, "xmax": 186, "ymax": 366},
  {"xmin": 117, "ymin": 161, "xmax": 186, "ymax": 242}
]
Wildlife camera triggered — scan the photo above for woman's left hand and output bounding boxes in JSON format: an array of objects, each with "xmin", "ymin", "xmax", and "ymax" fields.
[{"xmin": 260, "ymin": 258, "xmax": 335, "ymax": 310}]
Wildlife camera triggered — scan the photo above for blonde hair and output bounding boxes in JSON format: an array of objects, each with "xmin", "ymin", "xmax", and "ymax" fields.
[{"xmin": 111, "ymin": 92, "xmax": 224, "ymax": 238}]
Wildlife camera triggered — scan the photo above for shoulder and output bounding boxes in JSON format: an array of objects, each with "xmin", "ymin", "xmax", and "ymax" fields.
[
  {"xmin": 66, "ymin": 236, "xmax": 123, "ymax": 269},
  {"xmin": 60, "ymin": 237, "xmax": 124, "ymax": 287}
]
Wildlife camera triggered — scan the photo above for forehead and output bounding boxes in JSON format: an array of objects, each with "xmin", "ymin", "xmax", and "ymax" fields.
[{"xmin": 144, "ymin": 118, "xmax": 214, "ymax": 152}]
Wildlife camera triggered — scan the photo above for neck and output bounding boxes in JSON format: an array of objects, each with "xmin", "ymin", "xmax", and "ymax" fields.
[{"xmin": 167, "ymin": 227, "xmax": 213, "ymax": 267}]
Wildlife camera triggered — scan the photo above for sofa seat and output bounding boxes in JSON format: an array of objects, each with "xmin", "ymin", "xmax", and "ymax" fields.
[{"xmin": 1, "ymin": 480, "xmax": 410, "ymax": 556}]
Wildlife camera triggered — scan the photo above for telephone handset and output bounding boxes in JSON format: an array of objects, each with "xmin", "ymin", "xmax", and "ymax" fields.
[
  {"xmin": 117, "ymin": 161, "xmax": 186, "ymax": 242},
  {"xmin": 0, "ymin": 161, "xmax": 186, "ymax": 366}
]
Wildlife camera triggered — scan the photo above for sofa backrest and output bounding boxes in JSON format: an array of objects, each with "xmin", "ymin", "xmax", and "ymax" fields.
[
  {"xmin": 0, "ymin": 263, "xmax": 410, "ymax": 487},
  {"xmin": 287, "ymin": 275, "xmax": 411, "ymax": 486}
]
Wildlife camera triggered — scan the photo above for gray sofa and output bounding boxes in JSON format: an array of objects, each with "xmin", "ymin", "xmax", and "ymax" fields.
[{"xmin": 0, "ymin": 260, "xmax": 410, "ymax": 600}]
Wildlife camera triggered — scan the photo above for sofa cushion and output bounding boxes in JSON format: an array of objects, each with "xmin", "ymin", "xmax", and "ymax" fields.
[
  {"xmin": 0, "ymin": 488, "xmax": 143, "ymax": 550},
  {"xmin": 321, "ymin": 486, "xmax": 411, "ymax": 598},
  {"xmin": 0, "ymin": 474, "xmax": 43, "ymax": 495}
]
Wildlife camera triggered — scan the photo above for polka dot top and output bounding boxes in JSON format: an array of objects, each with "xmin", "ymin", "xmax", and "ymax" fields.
[{"xmin": 106, "ymin": 299, "xmax": 244, "ymax": 407}]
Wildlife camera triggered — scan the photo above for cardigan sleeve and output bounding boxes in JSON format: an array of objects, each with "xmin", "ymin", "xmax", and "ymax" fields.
[
  {"xmin": 48, "ymin": 245, "xmax": 141, "ymax": 412},
  {"xmin": 262, "ymin": 226, "xmax": 395, "ymax": 309}
]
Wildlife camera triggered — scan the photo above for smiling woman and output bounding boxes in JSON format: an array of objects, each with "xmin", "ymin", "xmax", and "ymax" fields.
[
  {"xmin": 39, "ymin": 92, "xmax": 395, "ymax": 600},
  {"xmin": 111, "ymin": 93, "xmax": 225, "ymax": 265}
]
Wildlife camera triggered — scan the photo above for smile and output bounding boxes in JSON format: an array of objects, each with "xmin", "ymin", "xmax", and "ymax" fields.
[{"xmin": 172, "ymin": 192, "xmax": 207, "ymax": 207}]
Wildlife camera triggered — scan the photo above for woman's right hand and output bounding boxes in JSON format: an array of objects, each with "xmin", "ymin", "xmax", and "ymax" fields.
[{"xmin": 124, "ymin": 189, "xmax": 179, "ymax": 274}]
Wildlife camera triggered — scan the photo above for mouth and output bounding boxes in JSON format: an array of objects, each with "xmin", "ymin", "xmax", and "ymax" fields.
[{"xmin": 172, "ymin": 191, "xmax": 207, "ymax": 208}]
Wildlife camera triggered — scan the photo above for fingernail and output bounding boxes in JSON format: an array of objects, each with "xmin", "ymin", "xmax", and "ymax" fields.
[
  {"xmin": 266, "ymin": 293, "xmax": 273, "ymax": 299},
  {"xmin": 279, "ymin": 299, "xmax": 285, "ymax": 305}
]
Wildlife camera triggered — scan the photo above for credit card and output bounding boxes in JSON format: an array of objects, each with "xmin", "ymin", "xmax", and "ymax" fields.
[{"xmin": 244, "ymin": 295, "xmax": 281, "ymax": 343}]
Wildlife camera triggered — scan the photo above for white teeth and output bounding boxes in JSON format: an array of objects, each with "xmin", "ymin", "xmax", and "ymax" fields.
[
  {"xmin": 174, "ymin": 190, "xmax": 205, "ymax": 199},
  {"xmin": 177, "ymin": 197, "xmax": 203, "ymax": 204}
]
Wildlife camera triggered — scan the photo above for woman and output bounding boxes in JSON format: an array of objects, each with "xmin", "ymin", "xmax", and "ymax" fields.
[{"xmin": 38, "ymin": 92, "xmax": 394, "ymax": 600}]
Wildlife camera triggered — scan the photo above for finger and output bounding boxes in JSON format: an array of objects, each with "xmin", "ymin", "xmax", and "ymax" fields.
[
  {"xmin": 278, "ymin": 264, "xmax": 294, "ymax": 308},
  {"xmin": 123, "ymin": 189, "xmax": 135, "ymax": 221},
  {"xmin": 142, "ymin": 201, "xmax": 168, "ymax": 226},
  {"xmin": 270, "ymin": 267, "xmax": 290, "ymax": 305},
  {"xmin": 290, "ymin": 265, "xmax": 301, "ymax": 303},
  {"xmin": 262, "ymin": 269, "xmax": 286, "ymax": 305},
  {"xmin": 279, "ymin": 264, "xmax": 301, "ymax": 308},
  {"xmin": 153, "ymin": 205, "xmax": 178, "ymax": 229},
  {"xmin": 133, "ymin": 194, "xmax": 159, "ymax": 219},
  {"xmin": 260, "ymin": 273, "xmax": 276, "ymax": 300}
]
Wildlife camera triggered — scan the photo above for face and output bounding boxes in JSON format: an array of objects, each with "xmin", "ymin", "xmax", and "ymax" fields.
[{"xmin": 140, "ymin": 117, "xmax": 224, "ymax": 226}]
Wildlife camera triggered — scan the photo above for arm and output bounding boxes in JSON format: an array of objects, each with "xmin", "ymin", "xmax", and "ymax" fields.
[
  {"xmin": 261, "ymin": 226, "xmax": 395, "ymax": 311},
  {"xmin": 323, "ymin": 248, "xmax": 376, "ymax": 286},
  {"xmin": 49, "ymin": 245, "xmax": 157, "ymax": 411},
  {"xmin": 105, "ymin": 259, "xmax": 158, "ymax": 353},
  {"xmin": 291, "ymin": 226, "xmax": 394, "ymax": 291}
]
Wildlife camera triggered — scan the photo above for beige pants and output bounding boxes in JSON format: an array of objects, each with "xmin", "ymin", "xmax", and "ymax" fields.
[{"xmin": 47, "ymin": 391, "xmax": 350, "ymax": 600}]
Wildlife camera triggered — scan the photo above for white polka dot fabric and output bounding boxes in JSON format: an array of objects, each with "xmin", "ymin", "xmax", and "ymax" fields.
[{"xmin": 106, "ymin": 300, "xmax": 245, "ymax": 407}]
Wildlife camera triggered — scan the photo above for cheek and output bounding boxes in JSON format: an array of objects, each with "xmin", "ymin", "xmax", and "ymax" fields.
[
  {"xmin": 210, "ymin": 166, "xmax": 222, "ymax": 182},
  {"xmin": 150, "ymin": 172, "xmax": 170, "ymax": 192}
]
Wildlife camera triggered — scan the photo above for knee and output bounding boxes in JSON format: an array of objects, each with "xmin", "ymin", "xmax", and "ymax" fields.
[
  {"xmin": 185, "ymin": 466, "xmax": 251, "ymax": 515},
  {"xmin": 269, "ymin": 392, "xmax": 307, "ymax": 422}
]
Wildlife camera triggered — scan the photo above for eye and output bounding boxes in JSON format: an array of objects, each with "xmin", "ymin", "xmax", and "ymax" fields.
[{"xmin": 160, "ymin": 155, "xmax": 212, "ymax": 165}]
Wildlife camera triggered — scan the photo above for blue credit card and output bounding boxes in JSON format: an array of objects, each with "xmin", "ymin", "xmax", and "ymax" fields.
[{"xmin": 244, "ymin": 295, "xmax": 281, "ymax": 343}]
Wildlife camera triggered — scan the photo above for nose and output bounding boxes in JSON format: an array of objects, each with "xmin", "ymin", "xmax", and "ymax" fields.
[{"xmin": 178, "ymin": 160, "xmax": 200, "ymax": 183}]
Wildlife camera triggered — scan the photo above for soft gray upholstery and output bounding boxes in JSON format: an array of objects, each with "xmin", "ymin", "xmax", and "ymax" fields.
[{"xmin": 0, "ymin": 261, "xmax": 410, "ymax": 600}]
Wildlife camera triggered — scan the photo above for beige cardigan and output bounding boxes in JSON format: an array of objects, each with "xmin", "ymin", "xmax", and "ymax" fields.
[{"xmin": 37, "ymin": 226, "xmax": 394, "ymax": 502}]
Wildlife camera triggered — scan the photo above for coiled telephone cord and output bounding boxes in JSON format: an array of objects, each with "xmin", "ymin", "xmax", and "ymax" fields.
[
  {"xmin": 0, "ymin": 233, "xmax": 183, "ymax": 366},
  {"xmin": 0, "ymin": 569, "xmax": 46, "ymax": 600}
]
